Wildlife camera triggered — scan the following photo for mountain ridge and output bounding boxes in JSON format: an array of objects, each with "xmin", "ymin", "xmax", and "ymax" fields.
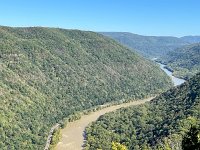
[
  {"xmin": 160, "ymin": 43, "xmax": 200, "ymax": 79},
  {"xmin": 180, "ymin": 36, "xmax": 200, "ymax": 43},
  {"xmin": 85, "ymin": 72, "xmax": 200, "ymax": 149},
  {"xmin": 0, "ymin": 26, "xmax": 172, "ymax": 149},
  {"xmin": 100, "ymin": 32, "xmax": 189, "ymax": 58}
]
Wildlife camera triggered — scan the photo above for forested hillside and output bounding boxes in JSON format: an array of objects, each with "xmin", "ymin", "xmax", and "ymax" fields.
[
  {"xmin": 85, "ymin": 73, "xmax": 200, "ymax": 150},
  {"xmin": 100, "ymin": 32, "xmax": 188, "ymax": 58},
  {"xmin": 181, "ymin": 36, "xmax": 200, "ymax": 43},
  {"xmin": 0, "ymin": 26, "xmax": 172, "ymax": 149},
  {"xmin": 160, "ymin": 43, "xmax": 200, "ymax": 79}
]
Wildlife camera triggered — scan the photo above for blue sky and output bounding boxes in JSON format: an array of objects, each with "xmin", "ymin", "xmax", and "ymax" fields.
[{"xmin": 0, "ymin": 0, "xmax": 200, "ymax": 36}]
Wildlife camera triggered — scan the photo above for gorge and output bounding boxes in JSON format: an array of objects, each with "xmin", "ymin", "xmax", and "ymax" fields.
[
  {"xmin": 55, "ymin": 60, "xmax": 186, "ymax": 150},
  {"xmin": 157, "ymin": 62, "xmax": 185, "ymax": 86}
]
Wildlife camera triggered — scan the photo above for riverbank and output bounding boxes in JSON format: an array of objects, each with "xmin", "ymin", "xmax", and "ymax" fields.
[
  {"xmin": 55, "ymin": 97, "xmax": 154, "ymax": 150},
  {"xmin": 44, "ymin": 124, "xmax": 60, "ymax": 150},
  {"xmin": 156, "ymin": 62, "xmax": 185, "ymax": 86},
  {"xmin": 48, "ymin": 61, "xmax": 185, "ymax": 150}
]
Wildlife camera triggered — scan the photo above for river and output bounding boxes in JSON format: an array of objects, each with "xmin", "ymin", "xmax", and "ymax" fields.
[
  {"xmin": 157, "ymin": 62, "xmax": 185, "ymax": 86},
  {"xmin": 55, "ymin": 97, "xmax": 153, "ymax": 150},
  {"xmin": 54, "ymin": 61, "xmax": 185, "ymax": 150}
]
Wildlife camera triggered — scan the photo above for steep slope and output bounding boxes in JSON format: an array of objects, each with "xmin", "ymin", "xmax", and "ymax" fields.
[
  {"xmin": 0, "ymin": 26, "xmax": 172, "ymax": 149},
  {"xmin": 85, "ymin": 73, "xmax": 200, "ymax": 150},
  {"xmin": 100, "ymin": 32, "xmax": 188, "ymax": 58},
  {"xmin": 181, "ymin": 36, "xmax": 200, "ymax": 43},
  {"xmin": 161, "ymin": 43, "xmax": 200, "ymax": 79}
]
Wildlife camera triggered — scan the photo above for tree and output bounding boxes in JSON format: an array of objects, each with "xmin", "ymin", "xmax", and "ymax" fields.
[
  {"xmin": 112, "ymin": 142, "xmax": 127, "ymax": 150},
  {"xmin": 182, "ymin": 126, "xmax": 200, "ymax": 150}
]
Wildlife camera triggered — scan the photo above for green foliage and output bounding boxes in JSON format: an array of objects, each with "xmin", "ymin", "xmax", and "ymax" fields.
[
  {"xmin": 49, "ymin": 128, "xmax": 61, "ymax": 149},
  {"xmin": 160, "ymin": 43, "xmax": 200, "ymax": 79},
  {"xmin": 85, "ymin": 73, "xmax": 200, "ymax": 149},
  {"xmin": 100, "ymin": 32, "xmax": 188, "ymax": 58},
  {"xmin": 0, "ymin": 26, "xmax": 172, "ymax": 149},
  {"xmin": 182, "ymin": 125, "xmax": 200, "ymax": 150},
  {"xmin": 112, "ymin": 142, "xmax": 127, "ymax": 150}
]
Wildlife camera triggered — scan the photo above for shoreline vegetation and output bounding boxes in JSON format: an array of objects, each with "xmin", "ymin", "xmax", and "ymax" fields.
[
  {"xmin": 154, "ymin": 60, "xmax": 184, "ymax": 79},
  {"xmin": 0, "ymin": 26, "xmax": 172, "ymax": 149},
  {"xmin": 46, "ymin": 97, "xmax": 156, "ymax": 150},
  {"xmin": 55, "ymin": 97, "xmax": 154, "ymax": 150},
  {"xmin": 84, "ymin": 73, "xmax": 200, "ymax": 150},
  {"xmin": 50, "ymin": 61, "xmax": 190, "ymax": 150},
  {"xmin": 155, "ymin": 61, "xmax": 186, "ymax": 86},
  {"xmin": 158, "ymin": 43, "xmax": 200, "ymax": 80}
]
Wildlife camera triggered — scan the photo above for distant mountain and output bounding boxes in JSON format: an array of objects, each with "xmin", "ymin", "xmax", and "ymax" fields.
[
  {"xmin": 181, "ymin": 36, "xmax": 200, "ymax": 43},
  {"xmin": 0, "ymin": 26, "xmax": 172, "ymax": 149},
  {"xmin": 100, "ymin": 32, "xmax": 188, "ymax": 58},
  {"xmin": 160, "ymin": 43, "xmax": 200, "ymax": 79},
  {"xmin": 85, "ymin": 72, "xmax": 200, "ymax": 150}
]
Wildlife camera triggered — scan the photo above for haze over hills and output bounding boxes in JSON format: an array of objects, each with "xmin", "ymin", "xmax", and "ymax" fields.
[
  {"xmin": 160, "ymin": 43, "xmax": 200, "ymax": 79},
  {"xmin": 100, "ymin": 32, "xmax": 188, "ymax": 58},
  {"xmin": 0, "ymin": 26, "xmax": 172, "ymax": 149},
  {"xmin": 85, "ymin": 73, "xmax": 200, "ymax": 150},
  {"xmin": 180, "ymin": 36, "xmax": 200, "ymax": 43}
]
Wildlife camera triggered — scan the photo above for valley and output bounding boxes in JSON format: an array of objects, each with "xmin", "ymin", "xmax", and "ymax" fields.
[
  {"xmin": 159, "ymin": 43, "xmax": 200, "ymax": 79},
  {"xmin": 1, "ymin": 1, "xmax": 200, "ymax": 150},
  {"xmin": 0, "ymin": 26, "xmax": 199, "ymax": 150},
  {"xmin": 100, "ymin": 32, "xmax": 188, "ymax": 58},
  {"xmin": 54, "ymin": 59, "xmax": 187, "ymax": 150},
  {"xmin": 85, "ymin": 73, "xmax": 200, "ymax": 149},
  {"xmin": 0, "ymin": 26, "xmax": 172, "ymax": 149},
  {"xmin": 157, "ymin": 62, "xmax": 185, "ymax": 86},
  {"xmin": 55, "ymin": 97, "xmax": 153, "ymax": 150}
]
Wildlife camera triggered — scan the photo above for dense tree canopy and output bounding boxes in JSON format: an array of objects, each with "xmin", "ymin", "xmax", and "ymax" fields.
[
  {"xmin": 182, "ymin": 125, "xmax": 200, "ymax": 150},
  {"xmin": 100, "ymin": 32, "xmax": 188, "ymax": 58},
  {"xmin": 160, "ymin": 43, "xmax": 200, "ymax": 79},
  {"xmin": 0, "ymin": 26, "xmax": 172, "ymax": 149},
  {"xmin": 85, "ymin": 73, "xmax": 200, "ymax": 150}
]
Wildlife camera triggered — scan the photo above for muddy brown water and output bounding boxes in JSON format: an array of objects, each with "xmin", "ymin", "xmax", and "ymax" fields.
[{"xmin": 55, "ymin": 97, "xmax": 153, "ymax": 150}]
